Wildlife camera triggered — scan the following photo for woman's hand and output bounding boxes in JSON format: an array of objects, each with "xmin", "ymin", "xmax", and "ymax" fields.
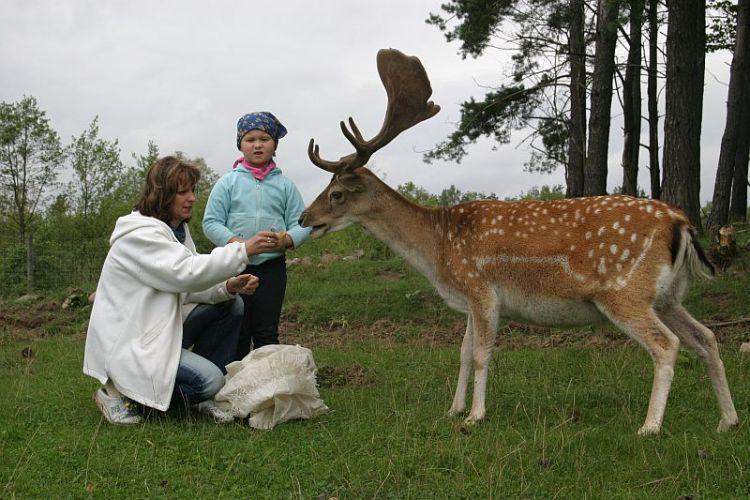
[
  {"xmin": 244, "ymin": 231, "xmax": 279, "ymax": 255},
  {"xmin": 227, "ymin": 273, "xmax": 260, "ymax": 295}
]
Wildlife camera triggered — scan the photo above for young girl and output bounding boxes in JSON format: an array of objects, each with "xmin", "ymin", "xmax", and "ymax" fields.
[{"xmin": 203, "ymin": 112, "xmax": 311, "ymax": 358}]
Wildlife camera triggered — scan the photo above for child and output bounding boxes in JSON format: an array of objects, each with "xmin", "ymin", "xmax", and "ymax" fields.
[{"xmin": 203, "ymin": 112, "xmax": 311, "ymax": 358}]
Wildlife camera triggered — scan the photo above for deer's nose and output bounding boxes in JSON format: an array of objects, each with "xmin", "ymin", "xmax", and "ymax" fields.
[{"xmin": 298, "ymin": 213, "xmax": 307, "ymax": 227}]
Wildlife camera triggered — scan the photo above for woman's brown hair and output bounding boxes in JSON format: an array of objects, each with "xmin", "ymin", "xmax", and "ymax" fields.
[{"xmin": 135, "ymin": 156, "xmax": 200, "ymax": 224}]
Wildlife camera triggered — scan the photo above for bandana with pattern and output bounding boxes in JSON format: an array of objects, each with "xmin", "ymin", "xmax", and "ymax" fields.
[{"xmin": 236, "ymin": 112, "xmax": 287, "ymax": 149}]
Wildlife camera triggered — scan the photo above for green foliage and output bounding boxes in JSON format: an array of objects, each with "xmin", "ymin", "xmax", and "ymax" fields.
[
  {"xmin": 707, "ymin": 0, "xmax": 737, "ymax": 53},
  {"xmin": 66, "ymin": 116, "xmax": 122, "ymax": 219},
  {"xmin": 423, "ymin": 84, "xmax": 543, "ymax": 165},
  {"xmin": 426, "ymin": 0, "xmax": 516, "ymax": 58},
  {"xmin": 508, "ymin": 184, "xmax": 566, "ymax": 201},
  {"xmin": 0, "ymin": 95, "xmax": 63, "ymax": 240},
  {"xmin": 424, "ymin": 1, "xmax": 577, "ymax": 174}
]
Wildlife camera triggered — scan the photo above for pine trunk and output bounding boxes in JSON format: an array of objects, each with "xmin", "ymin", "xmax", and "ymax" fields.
[
  {"xmin": 622, "ymin": 0, "xmax": 644, "ymax": 196},
  {"xmin": 585, "ymin": 0, "xmax": 620, "ymax": 196},
  {"xmin": 567, "ymin": 0, "xmax": 587, "ymax": 198},
  {"xmin": 647, "ymin": 0, "xmax": 661, "ymax": 199},
  {"xmin": 662, "ymin": 0, "xmax": 705, "ymax": 229},
  {"xmin": 708, "ymin": 0, "xmax": 750, "ymax": 234}
]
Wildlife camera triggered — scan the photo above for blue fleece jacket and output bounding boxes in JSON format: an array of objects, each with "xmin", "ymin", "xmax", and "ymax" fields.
[{"xmin": 202, "ymin": 166, "xmax": 311, "ymax": 265}]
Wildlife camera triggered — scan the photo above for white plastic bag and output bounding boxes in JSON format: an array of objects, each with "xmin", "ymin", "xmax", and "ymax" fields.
[{"xmin": 214, "ymin": 344, "xmax": 329, "ymax": 429}]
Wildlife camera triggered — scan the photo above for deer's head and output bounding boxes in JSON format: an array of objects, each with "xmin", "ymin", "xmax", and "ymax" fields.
[{"xmin": 298, "ymin": 49, "xmax": 440, "ymax": 238}]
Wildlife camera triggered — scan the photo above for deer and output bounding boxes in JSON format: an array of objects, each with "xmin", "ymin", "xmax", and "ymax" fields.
[{"xmin": 298, "ymin": 48, "xmax": 739, "ymax": 435}]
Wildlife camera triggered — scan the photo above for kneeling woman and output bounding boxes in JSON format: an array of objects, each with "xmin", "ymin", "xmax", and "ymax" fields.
[{"xmin": 83, "ymin": 156, "xmax": 282, "ymax": 424}]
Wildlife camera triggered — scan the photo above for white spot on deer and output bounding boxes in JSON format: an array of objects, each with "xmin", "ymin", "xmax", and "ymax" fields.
[
  {"xmin": 588, "ymin": 249, "xmax": 594, "ymax": 258},
  {"xmin": 482, "ymin": 217, "xmax": 487, "ymax": 223},
  {"xmin": 585, "ymin": 231, "xmax": 592, "ymax": 240},
  {"xmin": 646, "ymin": 205, "xmax": 654, "ymax": 213},
  {"xmin": 514, "ymin": 231, "xmax": 521, "ymax": 237},
  {"xmin": 570, "ymin": 245, "xmax": 576, "ymax": 251},
  {"xmin": 655, "ymin": 210, "xmax": 663, "ymax": 218},
  {"xmin": 598, "ymin": 258, "xmax": 607, "ymax": 274},
  {"xmin": 610, "ymin": 244, "xmax": 618, "ymax": 254},
  {"xmin": 491, "ymin": 218, "xmax": 497, "ymax": 225},
  {"xmin": 541, "ymin": 225, "xmax": 547, "ymax": 231},
  {"xmin": 616, "ymin": 263, "xmax": 623, "ymax": 272},
  {"xmin": 542, "ymin": 209, "xmax": 548, "ymax": 215},
  {"xmin": 461, "ymin": 258, "xmax": 468, "ymax": 265},
  {"xmin": 598, "ymin": 227, "xmax": 606, "ymax": 236},
  {"xmin": 631, "ymin": 233, "xmax": 637, "ymax": 243},
  {"xmin": 459, "ymin": 208, "xmax": 464, "ymax": 214},
  {"xmin": 618, "ymin": 227, "xmax": 626, "ymax": 235},
  {"xmin": 447, "ymin": 232, "xmax": 452, "ymax": 241},
  {"xmin": 613, "ymin": 221, "xmax": 620, "ymax": 230},
  {"xmin": 550, "ymin": 217, "xmax": 556, "ymax": 224},
  {"xmin": 565, "ymin": 232, "xmax": 571, "ymax": 238},
  {"xmin": 620, "ymin": 249, "xmax": 630, "ymax": 261},
  {"xmin": 624, "ymin": 214, "xmax": 631, "ymax": 222},
  {"xmin": 599, "ymin": 242, "xmax": 605, "ymax": 249}
]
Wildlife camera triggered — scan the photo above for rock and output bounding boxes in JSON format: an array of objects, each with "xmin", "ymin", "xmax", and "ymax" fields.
[
  {"xmin": 62, "ymin": 290, "xmax": 87, "ymax": 309},
  {"xmin": 16, "ymin": 294, "xmax": 40, "ymax": 303},
  {"xmin": 740, "ymin": 342, "xmax": 750, "ymax": 355},
  {"xmin": 286, "ymin": 257, "xmax": 301, "ymax": 266},
  {"xmin": 88, "ymin": 292, "xmax": 96, "ymax": 304}
]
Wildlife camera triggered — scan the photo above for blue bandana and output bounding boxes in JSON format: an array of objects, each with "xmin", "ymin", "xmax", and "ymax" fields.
[{"xmin": 236, "ymin": 112, "xmax": 287, "ymax": 149}]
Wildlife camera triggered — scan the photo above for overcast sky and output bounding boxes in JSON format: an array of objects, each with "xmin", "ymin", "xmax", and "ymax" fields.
[{"xmin": 0, "ymin": 1, "xmax": 735, "ymax": 205}]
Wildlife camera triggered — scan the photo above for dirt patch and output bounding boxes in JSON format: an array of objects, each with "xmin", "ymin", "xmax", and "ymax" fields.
[
  {"xmin": 0, "ymin": 302, "xmax": 60, "ymax": 329},
  {"xmin": 317, "ymin": 363, "xmax": 377, "ymax": 388}
]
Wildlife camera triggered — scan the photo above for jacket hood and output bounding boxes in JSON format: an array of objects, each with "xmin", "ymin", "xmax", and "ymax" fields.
[{"xmin": 110, "ymin": 211, "xmax": 172, "ymax": 245}]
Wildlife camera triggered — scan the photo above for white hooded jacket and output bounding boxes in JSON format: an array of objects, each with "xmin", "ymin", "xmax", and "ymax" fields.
[{"xmin": 83, "ymin": 211, "xmax": 249, "ymax": 410}]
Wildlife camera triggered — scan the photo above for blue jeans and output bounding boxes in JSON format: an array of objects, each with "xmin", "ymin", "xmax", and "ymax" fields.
[{"xmin": 172, "ymin": 296, "xmax": 244, "ymax": 406}]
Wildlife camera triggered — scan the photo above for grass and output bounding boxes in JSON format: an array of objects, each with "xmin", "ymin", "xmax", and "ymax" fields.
[
  {"xmin": 1, "ymin": 234, "xmax": 749, "ymax": 497},
  {"xmin": 1, "ymin": 338, "xmax": 749, "ymax": 497}
]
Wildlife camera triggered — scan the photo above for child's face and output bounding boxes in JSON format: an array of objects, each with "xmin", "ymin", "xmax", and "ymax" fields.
[{"xmin": 240, "ymin": 129, "xmax": 276, "ymax": 166}]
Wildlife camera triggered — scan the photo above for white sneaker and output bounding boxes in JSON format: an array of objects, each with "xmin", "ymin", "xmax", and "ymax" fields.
[
  {"xmin": 93, "ymin": 388, "xmax": 142, "ymax": 425},
  {"xmin": 193, "ymin": 400, "xmax": 234, "ymax": 424}
]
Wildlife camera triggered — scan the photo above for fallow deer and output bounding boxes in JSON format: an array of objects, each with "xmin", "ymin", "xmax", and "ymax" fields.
[{"xmin": 299, "ymin": 48, "xmax": 739, "ymax": 435}]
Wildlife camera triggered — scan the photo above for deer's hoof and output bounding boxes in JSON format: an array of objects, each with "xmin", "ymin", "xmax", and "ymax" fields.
[
  {"xmin": 637, "ymin": 423, "xmax": 661, "ymax": 436},
  {"xmin": 447, "ymin": 406, "xmax": 465, "ymax": 417},
  {"xmin": 462, "ymin": 414, "xmax": 484, "ymax": 426},
  {"xmin": 717, "ymin": 416, "xmax": 739, "ymax": 432}
]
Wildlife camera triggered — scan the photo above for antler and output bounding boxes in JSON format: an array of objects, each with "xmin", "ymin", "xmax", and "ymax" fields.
[{"xmin": 308, "ymin": 48, "xmax": 441, "ymax": 174}]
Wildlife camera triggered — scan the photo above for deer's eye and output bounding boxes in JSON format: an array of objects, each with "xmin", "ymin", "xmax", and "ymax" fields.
[{"xmin": 331, "ymin": 191, "xmax": 343, "ymax": 201}]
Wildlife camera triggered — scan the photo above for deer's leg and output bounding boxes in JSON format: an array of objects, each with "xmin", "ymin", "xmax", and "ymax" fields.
[
  {"xmin": 448, "ymin": 313, "xmax": 473, "ymax": 416},
  {"xmin": 657, "ymin": 304, "xmax": 738, "ymax": 432},
  {"xmin": 464, "ymin": 300, "xmax": 499, "ymax": 426},
  {"xmin": 597, "ymin": 301, "xmax": 680, "ymax": 435}
]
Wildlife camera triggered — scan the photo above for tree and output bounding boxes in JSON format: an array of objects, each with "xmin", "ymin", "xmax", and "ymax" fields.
[
  {"xmin": 67, "ymin": 116, "xmax": 122, "ymax": 219},
  {"xmin": 424, "ymin": 1, "xmax": 590, "ymax": 178},
  {"xmin": 646, "ymin": 0, "xmax": 662, "ymax": 199},
  {"xmin": 621, "ymin": 0, "xmax": 645, "ymax": 196},
  {"xmin": 662, "ymin": 0, "xmax": 706, "ymax": 228},
  {"xmin": 585, "ymin": 0, "xmax": 621, "ymax": 195},
  {"xmin": 0, "ymin": 96, "xmax": 63, "ymax": 291},
  {"xmin": 707, "ymin": 0, "xmax": 750, "ymax": 235},
  {"xmin": 567, "ymin": 0, "xmax": 587, "ymax": 197}
]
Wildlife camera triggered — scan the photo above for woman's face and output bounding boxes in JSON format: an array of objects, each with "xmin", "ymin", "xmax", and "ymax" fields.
[
  {"xmin": 169, "ymin": 184, "xmax": 196, "ymax": 227},
  {"xmin": 240, "ymin": 129, "xmax": 276, "ymax": 166}
]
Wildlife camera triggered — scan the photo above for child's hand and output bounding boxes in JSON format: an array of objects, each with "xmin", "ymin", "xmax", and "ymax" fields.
[
  {"xmin": 227, "ymin": 274, "xmax": 260, "ymax": 295},
  {"xmin": 244, "ymin": 231, "xmax": 279, "ymax": 255}
]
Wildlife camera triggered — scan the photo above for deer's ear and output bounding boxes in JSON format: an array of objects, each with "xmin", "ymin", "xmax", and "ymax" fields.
[{"xmin": 337, "ymin": 173, "xmax": 365, "ymax": 192}]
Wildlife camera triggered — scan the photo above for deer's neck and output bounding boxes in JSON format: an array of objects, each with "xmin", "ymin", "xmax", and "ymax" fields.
[{"xmin": 358, "ymin": 182, "xmax": 441, "ymax": 276}]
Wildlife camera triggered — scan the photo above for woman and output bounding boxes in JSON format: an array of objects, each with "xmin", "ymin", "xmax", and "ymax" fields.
[{"xmin": 83, "ymin": 156, "xmax": 282, "ymax": 424}]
